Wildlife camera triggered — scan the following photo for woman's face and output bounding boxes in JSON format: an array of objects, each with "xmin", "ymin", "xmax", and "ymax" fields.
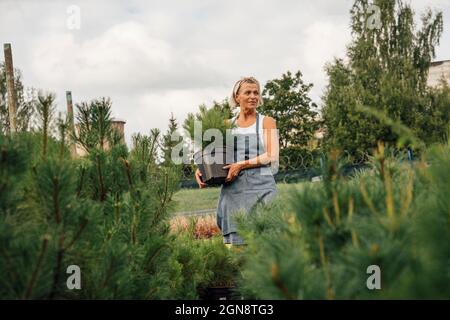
[{"xmin": 236, "ymin": 82, "xmax": 259, "ymax": 110}]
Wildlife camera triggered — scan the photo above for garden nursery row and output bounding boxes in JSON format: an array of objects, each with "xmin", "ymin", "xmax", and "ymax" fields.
[{"xmin": 0, "ymin": 98, "xmax": 449, "ymax": 298}]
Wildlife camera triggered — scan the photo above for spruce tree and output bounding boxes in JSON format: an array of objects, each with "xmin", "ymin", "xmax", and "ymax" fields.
[{"xmin": 161, "ymin": 113, "xmax": 180, "ymax": 167}]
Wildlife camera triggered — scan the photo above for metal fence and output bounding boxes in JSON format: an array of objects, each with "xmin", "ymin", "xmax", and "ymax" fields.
[
  {"xmin": 179, "ymin": 148, "xmax": 415, "ymax": 189},
  {"xmin": 179, "ymin": 163, "xmax": 371, "ymax": 189}
]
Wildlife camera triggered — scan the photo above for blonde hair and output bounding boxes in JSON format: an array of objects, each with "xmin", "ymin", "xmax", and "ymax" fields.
[{"xmin": 229, "ymin": 76, "xmax": 263, "ymax": 109}]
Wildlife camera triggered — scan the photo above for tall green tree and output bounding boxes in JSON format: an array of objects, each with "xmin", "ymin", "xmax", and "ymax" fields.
[
  {"xmin": 35, "ymin": 92, "xmax": 56, "ymax": 160},
  {"xmin": 322, "ymin": 0, "xmax": 447, "ymax": 160},
  {"xmin": 261, "ymin": 71, "xmax": 320, "ymax": 169},
  {"xmin": 161, "ymin": 113, "xmax": 181, "ymax": 167},
  {"xmin": 262, "ymin": 71, "xmax": 319, "ymax": 149}
]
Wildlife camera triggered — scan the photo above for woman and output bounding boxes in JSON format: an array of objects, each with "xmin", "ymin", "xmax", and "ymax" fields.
[{"xmin": 195, "ymin": 77, "xmax": 279, "ymax": 246}]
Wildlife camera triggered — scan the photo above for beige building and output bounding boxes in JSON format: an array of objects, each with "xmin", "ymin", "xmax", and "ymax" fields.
[
  {"xmin": 428, "ymin": 60, "xmax": 450, "ymax": 87},
  {"xmin": 111, "ymin": 118, "xmax": 126, "ymax": 143}
]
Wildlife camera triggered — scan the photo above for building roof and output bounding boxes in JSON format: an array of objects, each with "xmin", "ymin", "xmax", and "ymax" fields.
[{"xmin": 111, "ymin": 118, "xmax": 126, "ymax": 123}]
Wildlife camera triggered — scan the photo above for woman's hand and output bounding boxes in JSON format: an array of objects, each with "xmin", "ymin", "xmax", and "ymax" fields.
[
  {"xmin": 223, "ymin": 163, "xmax": 243, "ymax": 183},
  {"xmin": 195, "ymin": 168, "xmax": 207, "ymax": 189}
]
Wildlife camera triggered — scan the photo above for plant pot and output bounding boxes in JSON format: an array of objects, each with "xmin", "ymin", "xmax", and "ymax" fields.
[
  {"xmin": 194, "ymin": 145, "xmax": 234, "ymax": 186},
  {"xmin": 198, "ymin": 286, "xmax": 240, "ymax": 300}
]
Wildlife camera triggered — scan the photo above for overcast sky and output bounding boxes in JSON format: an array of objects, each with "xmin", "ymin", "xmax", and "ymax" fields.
[{"xmin": 1, "ymin": 0, "xmax": 449, "ymax": 144}]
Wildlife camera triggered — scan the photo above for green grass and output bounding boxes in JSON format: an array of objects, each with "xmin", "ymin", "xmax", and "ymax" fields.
[{"xmin": 170, "ymin": 182, "xmax": 308, "ymax": 214}]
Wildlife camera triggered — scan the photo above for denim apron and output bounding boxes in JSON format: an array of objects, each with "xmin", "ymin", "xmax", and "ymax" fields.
[{"xmin": 216, "ymin": 113, "xmax": 277, "ymax": 245}]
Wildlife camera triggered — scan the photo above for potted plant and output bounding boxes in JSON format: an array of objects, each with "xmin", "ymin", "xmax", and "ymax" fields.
[
  {"xmin": 196, "ymin": 237, "xmax": 242, "ymax": 300},
  {"xmin": 183, "ymin": 105, "xmax": 236, "ymax": 186}
]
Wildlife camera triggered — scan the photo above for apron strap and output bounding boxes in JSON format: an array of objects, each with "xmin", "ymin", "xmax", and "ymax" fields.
[
  {"xmin": 256, "ymin": 113, "xmax": 260, "ymax": 155},
  {"xmin": 231, "ymin": 115, "xmax": 237, "ymax": 162}
]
